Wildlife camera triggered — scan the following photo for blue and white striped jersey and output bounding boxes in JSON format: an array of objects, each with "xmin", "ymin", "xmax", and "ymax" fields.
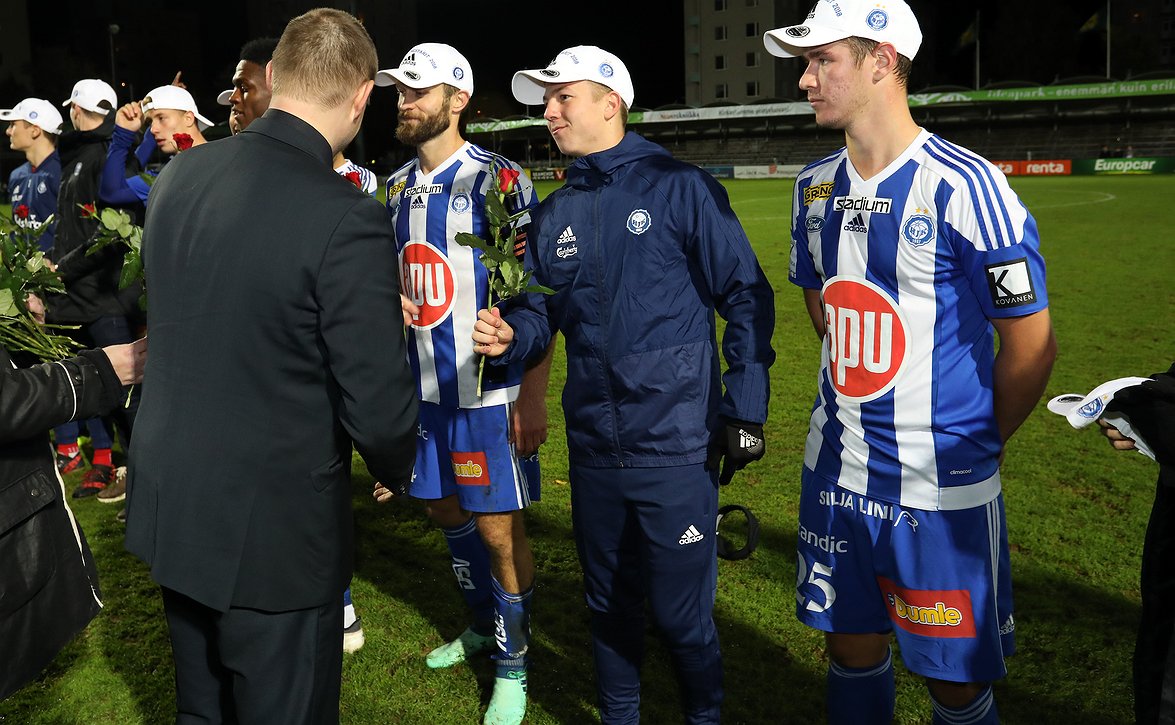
[
  {"xmin": 334, "ymin": 158, "xmax": 378, "ymax": 195},
  {"xmin": 789, "ymin": 129, "xmax": 1049, "ymax": 511},
  {"xmin": 386, "ymin": 142, "xmax": 537, "ymax": 409}
]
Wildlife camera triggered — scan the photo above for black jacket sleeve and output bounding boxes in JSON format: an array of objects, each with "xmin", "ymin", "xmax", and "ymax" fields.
[{"xmin": 0, "ymin": 348, "xmax": 124, "ymax": 443}]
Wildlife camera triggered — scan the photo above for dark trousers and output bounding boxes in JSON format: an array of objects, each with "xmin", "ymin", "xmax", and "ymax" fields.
[
  {"xmin": 84, "ymin": 315, "xmax": 140, "ymax": 445},
  {"xmin": 570, "ymin": 463, "xmax": 723, "ymax": 725},
  {"xmin": 161, "ymin": 587, "xmax": 343, "ymax": 725},
  {"xmin": 1136, "ymin": 467, "xmax": 1175, "ymax": 725}
]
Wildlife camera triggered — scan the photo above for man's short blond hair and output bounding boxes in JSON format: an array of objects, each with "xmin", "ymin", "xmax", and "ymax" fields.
[{"xmin": 270, "ymin": 8, "xmax": 378, "ymax": 109}]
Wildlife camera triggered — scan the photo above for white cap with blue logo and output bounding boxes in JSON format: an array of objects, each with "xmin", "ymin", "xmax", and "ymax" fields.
[
  {"xmin": 1048, "ymin": 377, "xmax": 1156, "ymax": 459},
  {"xmin": 0, "ymin": 98, "xmax": 64, "ymax": 134},
  {"xmin": 763, "ymin": 0, "xmax": 923, "ymax": 60},
  {"xmin": 376, "ymin": 43, "xmax": 474, "ymax": 95},
  {"xmin": 512, "ymin": 45, "xmax": 634, "ymax": 108}
]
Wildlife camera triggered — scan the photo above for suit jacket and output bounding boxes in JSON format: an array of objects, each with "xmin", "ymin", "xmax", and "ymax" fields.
[{"xmin": 125, "ymin": 109, "xmax": 418, "ymax": 613}]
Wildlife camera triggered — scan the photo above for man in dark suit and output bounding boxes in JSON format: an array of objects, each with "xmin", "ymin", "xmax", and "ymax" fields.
[{"xmin": 124, "ymin": 9, "xmax": 417, "ymax": 724}]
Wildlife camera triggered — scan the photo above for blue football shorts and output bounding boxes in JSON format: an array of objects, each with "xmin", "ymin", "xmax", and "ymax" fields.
[
  {"xmin": 794, "ymin": 468, "xmax": 1015, "ymax": 683},
  {"xmin": 409, "ymin": 401, "xmax": 540, "ymax": 513}
]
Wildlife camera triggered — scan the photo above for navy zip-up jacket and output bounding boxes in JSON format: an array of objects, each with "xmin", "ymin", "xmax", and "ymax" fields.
[{"xmin": 497, "ymin": 132, "xmax": 775, "ymax": 468}]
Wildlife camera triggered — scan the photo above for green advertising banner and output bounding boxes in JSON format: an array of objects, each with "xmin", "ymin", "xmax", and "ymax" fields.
[
  {"xmin": 908, "ymin": 78, "xmax": 1175, "ymax": 106},
  {"xmin": 467, "ymin": 78, "xmax": 1175, "ymax": 133},
  {"xmin": 1072, "ymin": 157, "xmax": 1175, "ymax": 174}
]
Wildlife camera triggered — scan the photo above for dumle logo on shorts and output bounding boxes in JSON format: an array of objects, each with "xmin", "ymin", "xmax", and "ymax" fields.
[
  {"xmin": 451, "ymin": 451, "xmax": 490, "ymax": 486},
  {"xmin": 400, "ymin": 241, "xmax": 457, "ymax": 330},
  {"xmin": 877, "ymin": 576, "xmax": 977, "ymax": 638}
]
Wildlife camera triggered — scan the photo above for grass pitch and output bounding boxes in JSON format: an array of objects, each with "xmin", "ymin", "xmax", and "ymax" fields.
[{"xmin": 2, "ymin": 175, "xmax": 1171, "ymax": 724}]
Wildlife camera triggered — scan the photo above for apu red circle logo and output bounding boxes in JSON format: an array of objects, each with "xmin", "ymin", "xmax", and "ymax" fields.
[
  {"xmin": 821, "ymin": 276, "xmax": 908, "ymax": 402},
  {"xmin": 400, "ymin": 241, "xmax": 457, "ymax": 330}
]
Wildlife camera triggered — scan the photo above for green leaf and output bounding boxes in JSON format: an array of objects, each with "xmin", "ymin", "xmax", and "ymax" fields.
[
  {"xmin": 485, "ymin": 247, "xmax": 513, "ymax": 264},
  {"xmin": 0, "ymin": 288, "xmax": 16, "ymax": 317},
  {"xmin": 120, "ymin": 255, "xmax": 143, "ymax": 290},
  {"xmin": 485, "ymin": 191, "xmax": 510, "ymax": 227},
  {"xmin": 454, "ymin": 231, "xmax": 493, "ymax": 252},
  {"xmin": 100, "ymin": 208, "xmax": 124, "ymax": 230},
  {"xmin": 525, "ymin": 282, "xmax": 556, "ymax": 295}
]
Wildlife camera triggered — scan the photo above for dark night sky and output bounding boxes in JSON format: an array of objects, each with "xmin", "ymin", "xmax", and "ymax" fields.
[{"xmin": 9, "ymin": 0, "xmax": 1171, "ymax": 167}]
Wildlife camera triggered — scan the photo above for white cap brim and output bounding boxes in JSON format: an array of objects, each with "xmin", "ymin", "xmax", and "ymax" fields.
[
  {"xmin": 764, "ymin": 23, "xmax": 856, "ymax": 58},
  {"xmin": 374, "ymin": 70, "xmax": 396, "ymax": 88},
  {"xmin": 511, "ymin": 70, "xmax": 550, "ymax": 106},
  {"xmin": 217, "ymin": 89, "xmax": 233, "ymax": 106}
]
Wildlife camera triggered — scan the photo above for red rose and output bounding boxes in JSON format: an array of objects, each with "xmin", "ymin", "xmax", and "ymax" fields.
[
  {"xmin": 344, "ymin": 170, "xmax": 362, "ymax": 189},
  {"xmin": 81, "ymin": 203, "xmax": 97, "ymax": 218},
  {"xmin": 173, "ymin": 133, "xmax": 194, "ymax": 151},
  {"xmin": 14, "ymin": 204, "xmax": 29, "ymax": 220},
  {"xmin": 497, "ymin": 168, "xmax": 521, "ymax": 194}
]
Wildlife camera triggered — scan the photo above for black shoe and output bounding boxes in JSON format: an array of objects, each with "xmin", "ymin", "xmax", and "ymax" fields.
[
  {"xmin": 57, "ymin": 451, "xmax": 84, "ymax": 475},
  {"xmin": 72, "ymin": 464, "xmax": 112, "ymax": 498}
]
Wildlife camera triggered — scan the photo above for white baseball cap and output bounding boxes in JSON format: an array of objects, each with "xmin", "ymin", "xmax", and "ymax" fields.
[
  {"xmin": 1047, "ymin": 377, "xmax": 1151, "ymax": 428},
  {"xmin": 375, "ymin": 43, "xmax": 473, "ymax": 94},
  {"xmin": 216, "ymin": 89, "xmax": 233, "ymax": 106},
  {"xmin": 141, "ymin": 85, "xmax": 214, "ymax": 130},
  {"xmin": 512, "ymin": 45, "xmax": 634, "ymax": 108},
  {"xmin": 0, "ymin": 98, "xmax": 64, "ymax": 134},
  {"xmin": 1047, "ymin": 377, "xmax": 1156, "ymax": 460},
  {"xmin": 764, "ymin": 0, "xmax": 923, "ymax": 60},
  {"xmin": 62, "ymin": 79, "xmax": 118, "ymax": 115}
]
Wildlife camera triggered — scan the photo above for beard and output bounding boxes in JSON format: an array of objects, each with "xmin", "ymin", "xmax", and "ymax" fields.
[{"xmin": 395, "ymin": 102, "xmax": 451, "ymax": 146}]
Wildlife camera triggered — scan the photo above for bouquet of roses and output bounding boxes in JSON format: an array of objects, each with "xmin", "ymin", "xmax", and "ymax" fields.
[
  {"xmin": 453, "ymin": 162, "xmax": 553, "ymax": 396},
  {"xmin": 0, "ymin": 205, "xmax": 78, "ymax": 360}
]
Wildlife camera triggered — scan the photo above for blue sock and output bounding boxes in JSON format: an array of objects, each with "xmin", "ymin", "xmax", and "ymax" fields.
[
  {"xmin": 931, "ymin": 684, "xmax": 999, "ymax": 725},
  {"xmin": 490, "ymin": 575, "xmax": 532, "ymax": 677},
  {"xmin": 441, "ymin": 518, "xmax": 494, "ymax": 633},
  {"xmin": 827, "ymin": 648, "xmax": 895, "ymax": 725},
  {"xmin": 342, "ymin": 586, "xmax": 357, "ymax": 628}
]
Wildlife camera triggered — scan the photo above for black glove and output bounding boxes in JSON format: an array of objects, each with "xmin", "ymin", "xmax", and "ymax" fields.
[{"xmin": 705, "ymin": 419, "xmax": 765, "ymax": 485}]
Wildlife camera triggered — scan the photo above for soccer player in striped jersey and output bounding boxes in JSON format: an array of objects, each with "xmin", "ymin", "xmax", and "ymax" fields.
[
  {"xmin": 765, "ymin": 2, "xmax": 1057, "ymax": 723},
  {"xmin": 372, "ymin": 43, "xmax": 548, "ymax": 725}
]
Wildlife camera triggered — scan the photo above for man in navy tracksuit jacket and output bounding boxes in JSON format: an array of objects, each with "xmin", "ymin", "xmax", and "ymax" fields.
[{"xmin": 476, "ymin": 46, "xmax": 775, "ymax": 724}]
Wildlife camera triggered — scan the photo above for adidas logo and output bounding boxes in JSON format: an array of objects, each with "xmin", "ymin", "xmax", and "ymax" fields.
[
  {"xmin": 678, "ymin": 524, "xmax": 704, "ymax": 545},
  {"xmin": 843, "ymin": 213, "xmax": 868, "ymax": 233},
  {"xmin": 555, "ymin": 226, "xmax": 578, "ymax": 258},
  {"xmin": 403, "ymin": 52, "xmax": 417, "ymax": 67},
  {"xmin": 739, "ymin": 429, "xmax": 763, "ymax": 451},
  {"xmin": 411, "ymin": 195, "xmax": 427, "ymax": 209}
]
